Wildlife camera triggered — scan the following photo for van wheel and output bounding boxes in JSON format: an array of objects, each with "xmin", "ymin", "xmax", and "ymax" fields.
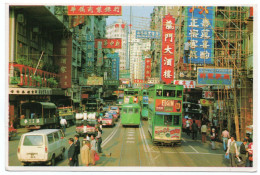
[
  {"xmin": 60, "ymin": 149, "xmax": 65, "ymax": 160},
  {"xmin": 50, "ymin": 155, "xmax": 55, "ymax": 166},
  {"xmin": 22, "ymin": 162, "xmax": 29, "ymax": 166}
]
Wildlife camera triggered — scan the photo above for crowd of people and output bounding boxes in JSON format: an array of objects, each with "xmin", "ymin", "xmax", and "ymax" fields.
[{"xmin": 67, "ymin": 125, "xmax": 104, "ymax": 166}]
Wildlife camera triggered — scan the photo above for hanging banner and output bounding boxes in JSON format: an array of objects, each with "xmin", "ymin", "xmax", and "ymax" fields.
[
  {"xmin": 155, "ymin": 99, "xmax": 182, "ymax": 113},
  {"xmin": 136, "ymin": 30, "xmax": 161, "ymax": 39},
  {"xmin": 67, "ymin": 6, "xmax": 122, "ymax": 16},
  {"xmin": 144, "ymin": 58, "xmax": 152, "ymax": 81},
  {"xmin": 173, "ymin": 80, "xmax": 196, "ymax": 88},
  {"xmin": 197, "ymin": 67, "xmax": 233, "ymax": 85},
  {"xmin": 96, "ymin": 41, "xmax": 103, "ymax": 66},
  {"xmin": 185, "ymin": 6, "xmax": 215, "ymax": 64},
  {"xmin": 147, "ymin": 77, "xmax": 160, "ymax": 84},
  {"xmin": 161, "ymin": 14, "xmax": 175, "ymax": 84},
  {"xmin": 95, "ymin": 39, "xmax": 122, "ymax": 49}
]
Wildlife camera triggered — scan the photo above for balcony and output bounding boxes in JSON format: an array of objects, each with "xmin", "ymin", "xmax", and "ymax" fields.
[{"xmin": 9, "ymin": 63, "xmax": 59, "ymax": 88}]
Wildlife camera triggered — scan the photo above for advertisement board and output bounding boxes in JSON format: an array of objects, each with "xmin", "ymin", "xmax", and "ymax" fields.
[
  {"xmin": 173, "ymin": 80, "xmax": 196, "ymax": 88},
  {"xmin": 154, "ymin": 126, "xmax": 181, "ymax": 140},
  {"xmin": 68, "ymin": 6, "xmax": 122, "ymax": 16},
  {"xmin": 155, "ymin": 99, "xmax": 182, "ymax": 113},
  {"xmin": 95, "ymin": 39, "xmax": 122, "ymax": 49},
  {"xmin": 87, "ymin": 77, "xmax": 103, "ymax": 85}
]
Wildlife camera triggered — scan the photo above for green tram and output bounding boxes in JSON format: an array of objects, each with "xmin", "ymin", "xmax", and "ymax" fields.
[
  {"xmin": 148, "ymin": 84, "xmax": 184, "ymax": 145},
  {"xmin": 141, "ymin": 89, "xmax": 149, "ymax": 120},
  {"xmin": 123, "ymin": 88, "xmax": 141, "ymax": 104},
  {"xmin": 20, "ymin": 102, "xmax": 59, "ymax": 130},
  {"xmin": 121, "ymin": 103, "xmax": 141, "ymax": 127}
]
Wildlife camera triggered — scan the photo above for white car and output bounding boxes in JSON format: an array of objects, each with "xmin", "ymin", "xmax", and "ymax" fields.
[{"xmin": 17, "ymin": 129, "xmax": 66, "ymax": 166}]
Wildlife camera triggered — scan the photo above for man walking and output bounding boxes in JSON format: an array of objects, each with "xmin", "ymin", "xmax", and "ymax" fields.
[
  {"xmin": 184, "ymin": 40, "xmax": 191, "ymax": 63},
  {"xmin": 221, "ymin": 128, "xmax": 230, "ymax": 151},
  {"xmin": 191, "ymin": 120, "xmax": 198, "ymax": 140},
  {"xmin": 201, "ymin": 123, "xmax": 207, "ymax": 143},
  {"xmin": 60, "ymin": 117, "xmax": 67, "ymax": 136},
  {"xmin": 68, "ymin": 138, "xmax": 76, "ymax": 166},
  {"xmin": 226, "ymin": 135, "xmax": 239, "ymax": 167},
  {"xmin": 239, "ymin": 139, "xmax": 248, "ymax": 167},
  {"xmin": 74, "ymin": 135, "xmax": 80, "ymax": 166},
  {"xmin": 96, "ymin": 127, "xmax": 103, "ymax": 153}
]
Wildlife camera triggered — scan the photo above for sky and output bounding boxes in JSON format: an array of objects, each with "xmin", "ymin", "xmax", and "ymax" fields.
[{"xmin": 106, "ymin": 6, "xmax": 154, "ymax": 30}]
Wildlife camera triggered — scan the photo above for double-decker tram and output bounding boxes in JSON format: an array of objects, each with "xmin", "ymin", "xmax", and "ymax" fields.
[
  {"xmin": 141, "ymin": 89, "xmax": 149, "ymax": 120},
  {"xmin": 123, "ymin": 88, "xmax": 141, "ymax": 104},
  {"xmin": 147, "ymin": 84, "xmax": 184, "ymax": 145},
  {"xmin": 121, "ymin": 103, "xmax": 141, "ymax": 127}
]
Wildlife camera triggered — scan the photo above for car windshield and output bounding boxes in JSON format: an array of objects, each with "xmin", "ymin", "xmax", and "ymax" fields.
[{"xmin": 23, "ymin": 135, "xmax": 43, "ymax": 146}]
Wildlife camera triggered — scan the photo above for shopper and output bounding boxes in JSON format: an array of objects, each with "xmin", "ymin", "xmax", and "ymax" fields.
[
  {"xmin": 239, "ymin": 139, "xmax": 248, "ymax": 167},
  {"xmin": 96, "ymin": 127, "xmax": 103, "ymax": 153},
  {"xmin": 81, "ymin": 140, "xmax": 91, "ymax": 166},
  {"xmin": 210, "ymin": 128, "xmax": 217, "ymax": 150},
  {"xmin": 226, "ymin": 135, "xmax": 239, "ymax": 167},
  {"xmin": 90, "ymin": 135, "xmax": 97, "ymax": 165},
  {"xmin": 68, "ymin": 138, "xmax": 75, "ymax": 166},
  {"xmin": 221, "ymin": 128, "xmax": 230, "ymax": 151},
  {"xmin": 60, "ymin": 117, "xmax": 67, "ymax": 136}
]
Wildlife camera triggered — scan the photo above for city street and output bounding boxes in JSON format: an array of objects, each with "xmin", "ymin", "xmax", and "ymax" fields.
[{"xmin": 9, "ymin": 120, "xmax": 230, "ymax": 167}]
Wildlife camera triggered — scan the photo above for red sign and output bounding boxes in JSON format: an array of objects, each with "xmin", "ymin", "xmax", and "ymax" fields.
[
  {"xmin": 95, "ymin": 39, "xmax": 122, "ymax": 49},
  {"xmin": 203, "ymin": 91, "xmax": 214, "ymax": 99},
  {"xmin": 145, "ymin": 58, "xmax": 151, "ymax": 81},
  {"xmin": 155, "ymin": 99, "xmax": 182, "ymax": 113},
  {"xmin": 174, "ymin": 80, "xmax": 196, "ymax": 88},
  {"xmin": 134, "ymin": 79, "xmax": 144, "ymax": 83},
  {"xmin": 81, "ymin": 94, "xmax": 89, "ymax": 99},
  {"xmin": 70, "ymin": 15, "xmax": 85, "ymax": 28},
  {"xmin": 161, "ymin": 14, "xmax": 175, "ymax": 84},
  {"xmin": 67, "ymin": 6, "xmax": 122, "ymax": 16}
]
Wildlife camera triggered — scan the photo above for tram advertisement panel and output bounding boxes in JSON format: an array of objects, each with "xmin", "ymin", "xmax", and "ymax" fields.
[
  {"xmin": 155, "ymin": 99, "xmax": 182, "ymax": 113},
  {"xmin": 154, "ymin": 126, "xmax": 181, "ymax": 140}
]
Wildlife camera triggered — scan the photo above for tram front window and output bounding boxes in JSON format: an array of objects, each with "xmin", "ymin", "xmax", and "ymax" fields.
[
  {"xmin": 177, "ymin": 90, "xmax": 182, "ymax": 98},
  {"xmin": 129, "ymin": 108, "xmax": 134, "ymax": 113},
  {"xmin": 134, "ymin": 108, "xmax": 139, "ymax": 113},
  {"xmin": 156, "ymin": 89, "xmax": 162, "ymax": 96},
  {"xmin": 164, "ymin": 115, "xmax": 173, "ymax": 126},
  {"xmin": 173, "ymin": 115, "xmax": 180, "ymax": 125},
  {"xmin": 163, "ymin": 90, "xmax": 175, "ymax": 97}
]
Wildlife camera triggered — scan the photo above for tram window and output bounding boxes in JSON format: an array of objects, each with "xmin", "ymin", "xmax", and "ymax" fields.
[
  {"xmin": 173, "ymin": 115, "xmax": 180, "ymax": 125},
  {"xmin": 129, "ymin": 108, "xmax": 134, "ymax": 113},
  {"xmin": 143, "ymin": 92, "xmax": 149, "ymax": 95},
  {"xmin": 164, "ymin": 115, "xmax": 173, "ymax": 126},
  {"xmin": 134, "ymin": 108, "xmax": 139, "ymax": 113},
  {"xmin": 155, "ymin": 115, "xmax": 164, "ymax": 126},
  {"xmin": 177, "ymin": 90, "xmax": 182, "ymax": 98},
  {"xmin": 156, "ymin": 89, "xmax": 162, "ymax": 96},
  {"xmin": 123, "ymin": 108, "xmax": 127, "ymax": 114},
  {"xmin": 163, "ymin": 90, "xmax": 175, "ymax": 97}
]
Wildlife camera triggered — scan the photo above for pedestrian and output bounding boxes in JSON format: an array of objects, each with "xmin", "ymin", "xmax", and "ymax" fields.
[
  {"xmin": 239, "ymin": 139, "xmax": 248, "ymax": 167},
  {"xmin": 68, "ymin": 138, "xmax": 75, "ymax": 166},
  {"xmin": 90, "ymin": 135, "xmax": 97, "ymax": 165},
  {"xmin": 247, "ymin": 141, "xmax": 253, "ymax": 167},
  {"xmin": 184, "ymin": 40, "xmax": 191, "ymax": 63},
  {"xmin": 201, "ymin": 123, "xmax": 207, "ymax": 143},
  {"xmin": 191, "ymin": 120, "xmax": 198, "ymax": 140},
  {"xmin": 81, "ymin": 140, "xmax": 91, "ymax": 166},
  {"xmin": 225, "ymin": 135, "xmax": 239, "ymax": 167},
  {"xmin": 185, "ymin": 119, "xmax": 191, "ymax": 136},
  {"xmin": 221, "ymin": 128, "xmax": 230, "ymax": 152},
  {"xmin": 210, "ymin": 128, "xmax": 217, "ymax": 150},
  {"xmin": 74, "ymin": 135, "xmax": 80, "ymax": 166},
  {"xmin": 60, "ymin": 117, "xmax": 67, "ymax": 136},
  {"xmin": 96, "ymin": 127, "xmax": 102, "ymax": 153},
  {"xmin": 86, "ymin": 134, "xmax": 90, "ymax": 141}
]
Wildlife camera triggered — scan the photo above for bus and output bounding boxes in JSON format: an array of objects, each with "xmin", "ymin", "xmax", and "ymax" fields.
[
  {"xmin": 121, "ymin": 103, "xmax": 141, "ymax": 127},
  {"xmin": 141, "ymin": 89, "xmax": 149, "ymax": 120},
  {"xmin": 147, "ymin": 84, "xmax": 184, "ymax": 145},
  {"xmin": 20, "ymin": 102, "xmax": 59, "ymax": 130},
  {"xmin": 123, "ymin": 88, "xmax": 141, "ymax": 104}
]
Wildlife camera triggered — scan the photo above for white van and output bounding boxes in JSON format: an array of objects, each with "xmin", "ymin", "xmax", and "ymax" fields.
[{"xmin": 17, "ymin": 129, "xmax": 66, "ymax": 166}]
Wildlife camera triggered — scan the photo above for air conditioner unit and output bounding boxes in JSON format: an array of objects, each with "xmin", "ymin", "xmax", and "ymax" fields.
[{"xmin": 17, "ymin": 14, "xmax": 24, "ymax": 23}]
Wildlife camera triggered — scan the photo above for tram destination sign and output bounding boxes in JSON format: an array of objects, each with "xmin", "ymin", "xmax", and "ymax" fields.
[{"xmin": 155, "ymin": 99, "xmax": 182, "ymax": 113}]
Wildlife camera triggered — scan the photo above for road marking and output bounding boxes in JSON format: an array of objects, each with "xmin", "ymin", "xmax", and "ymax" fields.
[
  {"xmin": 144, "ymin": 149, "xmax": 224, "ymax": 156},
  {"xmin": 101, "ymin": 121, "xmax": 120, "ymax": 147},
  {"xmin": 189, "ymin": 145, "xmax": 199, "ymax": 153},
  {"xmin": 182, "ymin": 138, "xmax": 186, "ymax": 143},
  {"xmin": 153, "ymin": 154, "xmax": 160, "ymax": 160},
  {"xmin": 126, "ymin": 141, "xmax": 135, "ymax": 144},
  {"xmin": 127, "ymin": 137, "xmax": 135, "ymax": 140}
]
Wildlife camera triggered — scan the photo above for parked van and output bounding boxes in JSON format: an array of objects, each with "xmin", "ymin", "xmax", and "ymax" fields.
[{"xmin": 17, "ymin": 129, "xmax": 66, "ymax": 166}]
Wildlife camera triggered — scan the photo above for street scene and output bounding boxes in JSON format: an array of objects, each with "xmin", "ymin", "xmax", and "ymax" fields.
[{"xmin": 7, "ymin": 5, "xmax": 254, "ymax": 171}]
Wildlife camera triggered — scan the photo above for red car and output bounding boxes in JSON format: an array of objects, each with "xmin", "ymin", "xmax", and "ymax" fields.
[
  {"xmin": 109, "ymin": 106, "xmax": 120, "ymax": 117},
  {"xmin": 102, "ymin": 113, "xmax": 115, "ymax": 127}
]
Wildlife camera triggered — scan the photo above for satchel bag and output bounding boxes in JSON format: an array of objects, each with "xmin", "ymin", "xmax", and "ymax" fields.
[{"xmin": 94, "ymin": 153, "xmax": 100, "ymax": 161}]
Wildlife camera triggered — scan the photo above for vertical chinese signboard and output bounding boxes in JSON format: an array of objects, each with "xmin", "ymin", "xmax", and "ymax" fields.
[
  {"xmin": 58, "ymin": 37, "xmax": 72, "ymax": 88},
  {"xmin": 108, "ymin": 53, "xmax": 119, "ymax": 80},
  {"xmin": 96, "ymin": 41, "xmax": 103, "ymax": 66},
  {"xmin": 86, "ymin": 32, "xmax": 95, "ymax": 73},
  {"xmin": 67, "ymin": 6, "xmax": 122, "ymax": 16},
  {"xmin": 185, "ymin": 6, "xmax": 215, "ymax": 64},
  {"xmin": 161, "ymin": 14, "xmax": 175, "ymax": 84},
  {"xmin": 145, "ymin": 58, "xmax": 151, "ymax": 81}
]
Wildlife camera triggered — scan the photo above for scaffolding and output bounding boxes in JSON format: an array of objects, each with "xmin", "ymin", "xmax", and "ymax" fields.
[{"xmin": 172, "ymin": 6, "xmax": 253, "ymax": 140}]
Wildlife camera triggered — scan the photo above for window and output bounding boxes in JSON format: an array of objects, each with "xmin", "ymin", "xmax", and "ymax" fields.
[
  {"xmin": 164, "ymin": 115, "xmax": 173, "ymax": 126},
  {"xmin": 163, "ymin": 90, "xmax": 175, "ymax": 97},
  {"xmin": 23, "ymin": 135, "xmax": 43, "ymax": 146},
  {"xmin": 173, "ymin": 115, "xmax": 180, "ymax": 125},
  {"xmin": 54, "ymin": 132, "xmax": 59, "ymax": 141},
  {"xmin": 155, "ymin": 115, "xmax": 164, "ymax": 126},
  {"xmin": 177, "ymin": 90, "xmax": 182, "ymax": 98},
  {"xmin": 47, "ymin": 134, "xmax": 54, "ymax": 144},
  {"xmin": 156, "ymin": 89, "xmax": 162, "ymax": 96},
  {"xmin": 134, "ymin": 108, "xmax": 139, "ymax": 113},
  {"xmin": 129, "ymin": 108, "xmax": 134, "ymax": 113}
]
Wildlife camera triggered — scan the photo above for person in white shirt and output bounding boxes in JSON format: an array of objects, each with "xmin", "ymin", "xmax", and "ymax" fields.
[
  {"xmin": 60, "ymin": 117, "xmax": 67, "ymax": 136},
  {"xmin": 186, "ymin": 119, "xmax": 191, "ymax": 136},
  {"xmin": 226, "ymin": 135, "xmax": 239, "ymax": 167}
]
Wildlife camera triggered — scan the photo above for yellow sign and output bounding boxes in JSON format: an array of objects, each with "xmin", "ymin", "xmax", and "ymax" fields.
[
  {"xmin": 200, "ymin": 99, "xmax": 213, "ymax": 106},
  {"xmin": 87, "ymin": 77, "xmax": 103, "ymax": 85}
]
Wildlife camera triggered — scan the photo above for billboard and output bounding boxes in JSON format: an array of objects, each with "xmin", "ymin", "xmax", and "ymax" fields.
[
  {"xmin": 155, "ymin": 99, "xmax": 182, "ymax": 113},
  {"xmin": 145, "ymin": 58, "xmax": 151, "ymax": 80},
  {"xmin": 197, "ymin": 67, "xmax": 233, "ymax": 85},
  {"xmin": 161, "ymin": 14, "xmax": 175, "ymax": 84},
  {"xmin": 174, "ymin": 80, "xmax": 196, "ymax": 88},
  {"xmin": 136, "ymin": 30, "xmax": 161, "ymax": 39},
  {"xmin": 96, "ymin": 41, "xmax": 103, "ymax": 66},
  {"xmin": 185, "ymin": 6, "xmax": 215, "ymax": 64},
  {"xmin": 68, "ymin": 6, "xmax": 122, "ymax": 16},
  {"xmin": 95, "ymin": 39, "xmax": 122, "ymax": 49},
  {"xmin": 87, "ymin": 77, "xmax": 103, "ymax": 85}
]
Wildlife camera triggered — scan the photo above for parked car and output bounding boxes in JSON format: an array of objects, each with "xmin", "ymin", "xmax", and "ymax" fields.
[
  {"xmin": 109, "ymin": 106, "xmax": 120, "ymax": 118},
  {"xmin": 108, "ymin": 110, "xmax": 119, "ymax": 122},
  {"xmin": 102, "ymin": 112, "xmax": 115, "ymax": 127},
  {"xmin": 17, "ymin": 129, "xmax": 66, "ymax": 166}
]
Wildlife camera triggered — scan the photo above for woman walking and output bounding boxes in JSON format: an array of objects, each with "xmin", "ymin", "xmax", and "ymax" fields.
[
  {"xmin": 81, "ymin": 140, "xmax": 91, "ymax": 166},
  {"xmin": 90, "ymin": 135, "xmax": 97, "ymax": 165}
]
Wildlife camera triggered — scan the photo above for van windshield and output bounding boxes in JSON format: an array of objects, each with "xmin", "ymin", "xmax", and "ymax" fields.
[{"xmin": 23, "ymin": 135, "xmax": 43, "ymax": 146}]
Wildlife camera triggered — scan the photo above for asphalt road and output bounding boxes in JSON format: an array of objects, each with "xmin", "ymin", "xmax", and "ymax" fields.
[{"xmin": 8, "ymin": 119, "xmax": 230, "ymax": 167}]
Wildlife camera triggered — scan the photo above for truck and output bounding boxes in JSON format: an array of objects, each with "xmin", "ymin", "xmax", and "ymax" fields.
[{"xmin": 57, "ymin": 106, "xmax": 75, "ymax": 128}]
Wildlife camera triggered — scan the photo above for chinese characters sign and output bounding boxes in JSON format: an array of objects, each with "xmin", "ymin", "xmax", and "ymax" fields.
[
  {"xmin": 134, "ymin": 79, "xmax": 144, "ymax": 83},
  {"xmin": 136, "ymin": 30, "xmax": 161, "ymax": 39},
  {"xmin": 145, "ymin": 58, "xmax": 151, "ymax": 81},
  {"xmin": 95, "ymin": 39, "xmax": 122, "ymax": 49},
  {"xmin": 202, "ymin": 91, "xmax": 214, "ymax": 99},
  {"xmin": 200, "ymin": 99, "xmax": 213, "ymax": 106},
  {"xmin": 67, "ymin": 6, "xmax": 122, "ymax": 16},
  {"xmin": 185, "ymin": 6, "xmax": 215, "ymax": 64},
  {"xmin": 155, "ymin": 99, "xmax": 182, "ymax": 113},
  {"xmin": 154, "ymin": 126, "xmax": 181, "ymax": 140},
  {"xmin": 96, "ymin": 41, "xmax": 103, "ymax": 66},
  {"xmin": 197, "ymin": 68, "xmax": 233, "ymax": 85},
  {"xmin": 108, "ymin": 53, "xmax": 119, "ymax": 80},
  {"xmin": 104, "ymin": 80, "xmax": 120, "ymax": 86},
  {"xmin": 87, "ymin": 77, "xmax": 103, "ymax": 85},
  {"xmin": 173, "ymin": 80, "xmax": 196, "ymax": 88},
  {"xmin": 161, "ymin": 14, "xmax": 175, "ymax": 84}
]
